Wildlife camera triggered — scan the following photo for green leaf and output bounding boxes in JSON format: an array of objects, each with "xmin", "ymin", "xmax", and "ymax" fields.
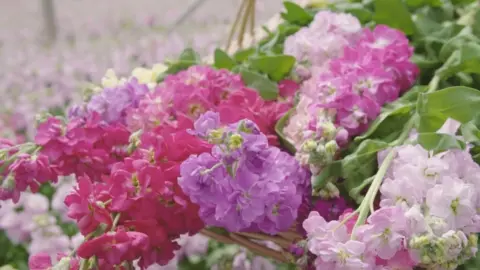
[
  {"xmin": 240, "ymin": 69, "xmax": 279, "ymax": 100},
  {"xmin": 356, "ymin": 86, "xmax": 427, "ymax": 142},
  {"xmin": 417, "ymin": 133, "xmax": 466, "ymax": 153},
  {"xmin": 313, "ymin": 140, "xmax": 389, "ymax": 198},
  {"xmin": 156, "ymin": 48, "xmax": 201, "ymax": 82},
  {"xmin": 281, "ymin": 1, "xmax": 314, "ymax": 26},
  {"xmin": 437, "ymin": 42, "xmax": 480, "ymax": 79},
  {"xmin": 460, "ymin": 114, "xmax": 480, "ymax": 142},
  {"xmin": 249, "ymin": 55, "xmax": 296, "ymax": 81},
  {"xmin": 340, "ymin": 140, "xmax": 389, "ymax": 192},
  {"xmin": 405, "ymin": 0, "xmax": 442, "ymax": 8},
  {"xmin": 38, "ymin": 182, "xmax": 55, "ymax": 200},
  {"xmin": 206, "ymin": 245, "xmax": 239, "ymax": 268},
  {"xmin": 274, "ymin": 109, "xmax": 297, "ymax": 154},
  {"xmin": 213, "ymin": 49, "xmax": 236, "ymax": 70},
  {"xmin": 233, "ymin": 48, "xmax": 256, "ymax": 62},
  {"xmin": 178, "ymin": 48, "xmax": 201, "ymax": 62},
  {"xmin": 0, "ymin": 266, "xmax": 17, "ymax": 270},
  {"xmin": 355, "ymin": 103, "xmax": 414, "ymax": 142},
  {"xmin": 418, "ymin": 86, "xmax": 480, "ymax": 132},
  {"xmin": 0, "ymin": 231, "xmax": 28, "ymax": 270},
  {"xmin": 412, "ymin": 54, "xmax": 441, "ymax": 70},
  {"xmin": 373, "ymin": 0, "xmax": 416, "ymax": 35}
]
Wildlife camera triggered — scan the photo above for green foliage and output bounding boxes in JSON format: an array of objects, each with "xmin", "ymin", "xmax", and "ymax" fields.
[
  {"xmin": 213, "ymin": 49, "xmax": 236, "ymax": 70},
  {"xmin": 355, "ymin": 86, "xmax": 427, "ymax": 143},
  {"xmin": 373, "ymin": 0, "xmax": 416, "ymax": 35},
  {"xmin": 312, "ymin": 139, "xmax": 389, "ymax": 201},
  {"xmin": 239, "ymin": 69, "xmax": 279, "ymax": 100},
  {"xmin": 281, "ymin": 1, "xmax": 314, "ymax": 25},
  {"xmin": 275, "ymin": 109, "xmax": 297, "ymax": 153},
  {"xmin": 417, "ymin": 132, "xmax": 466, "ymax": 153},
  {"xmin": 417, "ymin": 86, "xmax": 480, "ymax": 132},
  {"xmin": 156, "ymin": 48, "xmax": 201, "ymax": 82},
  {"xmin": 248, "ymin": 55, "xmax": 296, "ymax": 82},
  {"xmin": 0, "ymin": 232, "xmax": 28, "ymax": 270}
]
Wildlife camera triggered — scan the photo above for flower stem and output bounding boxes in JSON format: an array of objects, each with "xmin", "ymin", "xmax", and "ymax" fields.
[
  {"xmin": 112, "ymin": 213, "xmax": 121, "ymax": 231},
  {"xmin": 352, "ymin": 148, "xmax": 397, "ymax": 234},
  {"xmin": 225, "ymin": 0, "xmax": 247, "ymax": 51}
]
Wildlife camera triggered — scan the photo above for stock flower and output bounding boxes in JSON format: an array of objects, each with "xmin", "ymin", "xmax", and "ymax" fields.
[
  {"xmin": 179, "ymin": 112, "xmax": 310, "ymax": 234},
  {"xmin": 77, "ymin": 231, "xmax": 150, "ymax": 265},
  {"xmin": 426, "ymin": 178, "xmax": 476, "ymax": 230},
  {"xmin": 86, "ymin": 78, "xmax": 149, "ymax": 124},
  {"xmin": 363, "ymin": 206, "xmax": 407, "ymax": 260},
  {"xmin": 64, "ymin": 176, "xmax": 113, "ymax": 235},
  {"xmin": 284, "ymin": 10, "xmax": 361, "ymax": 67}
]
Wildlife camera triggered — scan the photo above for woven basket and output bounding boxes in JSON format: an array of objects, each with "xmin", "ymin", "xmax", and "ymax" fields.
[{"xmin": 200, "ymin": 0, "xmax": 312, "ymax": 264}]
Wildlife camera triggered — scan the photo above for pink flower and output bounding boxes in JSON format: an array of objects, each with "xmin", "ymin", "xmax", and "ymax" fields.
[
  {"xmin": 28, "ymin": 253, "xmax": 79, "ymax": 270},
  {"xmin": 363, "ymin": 206, "xmax": 407, "ymax": 260},
  {"xmin": 375, "ymin": 249, "xmax": 415, "ymax": 270},
  {"xmin": 426, "ymin": 178, "xmax": 477, "ymax": 230},
  {"xmin": 77, "ymin": 231, "xmax": 150, "ymax": 265},
  {"xmin": 64, "ymin": 175, "xmax": 113, "ymax": 235},
  {"xmin": 317, "ymin": 240, "xmax": 370, "ymax": 269}
]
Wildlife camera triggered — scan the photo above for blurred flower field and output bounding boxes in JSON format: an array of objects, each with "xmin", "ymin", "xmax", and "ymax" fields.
[{"xmin": 0, "ymin": 0, "xmax": 281, "ymax": 140}]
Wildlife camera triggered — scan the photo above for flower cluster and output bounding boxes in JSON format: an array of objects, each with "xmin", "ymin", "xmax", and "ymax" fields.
[
  {"xmin": 303, "ymin": 124, "xmax": 480, "ymax": 269},
  {"xmin": 284, "ymin": 10, "xmax": 362, "ymax": 69},
  {"xmin": 179, "ymin": 111, "xmax": 311, "ymax": 234},
  {"xmin": 0, "ymin": 62, "xmax": 302, "ymax": 269},
  {"xmin": 125, "ymin": 65, "xmax": 296, "ymax": 145},
  {"xmin": 284, "ymin": 22, "xmax": 419, "ymax": 172}
]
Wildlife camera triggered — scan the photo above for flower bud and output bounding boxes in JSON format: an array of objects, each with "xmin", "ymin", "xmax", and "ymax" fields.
[
  {"xmin": 325, "ymin": 140, "xmax": 339, "ymax": 156},
  {"xmin": 321, "ymin": 122, "xmax": 337, "ymax": 140},
  {"xmin": 228, "ymin": 134, "xmax": 244, "ymax": 150},
  {"xmin": 302, "ymin": 140, "xmax": 317, "ymax": 152},
  {"xmin": 295, "ymin": 65, "xmax": 311, "ymax": 81},
  {"xmin": 208, "ymin": 129, "xmax": 225, "ymax": 145},
  {"xmin": 335, "ymin": 128, "xmax": 349, "ymax": 146}
]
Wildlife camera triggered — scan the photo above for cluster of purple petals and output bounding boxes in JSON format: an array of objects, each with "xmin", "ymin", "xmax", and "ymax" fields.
[{"xmin": 179, "ymin": 111, "xmax": 311, "ymax": 234}]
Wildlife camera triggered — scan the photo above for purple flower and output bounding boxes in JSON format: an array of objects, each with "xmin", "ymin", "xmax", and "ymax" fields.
[
  {"xmin": 179, "ymin": 118, "xmax": 310, "ymax": 234},
  {"xmin": 191, "ymin": 110, "xmax": 220, "ymax": 137},
  {"xmin": 86, "ymin": 78, "xmax": 149, "ymax": 124},
  {"xmin": 363, "ymin": 206, "xmax": 407, "ymax": 260},
  {"xmin": 178, "ymin": 152, "xmax": 225, "ymax": 207}
]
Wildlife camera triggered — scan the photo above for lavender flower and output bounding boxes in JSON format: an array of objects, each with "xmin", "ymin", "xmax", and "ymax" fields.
[{"xmin": 179, "ymin": 111, "xmax": 311, "ymax": 234}]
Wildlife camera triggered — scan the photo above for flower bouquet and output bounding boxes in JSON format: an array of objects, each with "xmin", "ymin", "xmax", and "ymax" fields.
[{"xmin": 3, "ymin": 0, "xmax": 480, "ymax": 269}]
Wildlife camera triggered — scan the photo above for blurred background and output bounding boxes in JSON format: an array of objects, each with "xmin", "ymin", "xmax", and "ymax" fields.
[
  {"xmin": 0, "ymin": 0, "xmax": 281, "ymax": 141},
  {"xmin": 0, "ymin": 1, "xmax": 283, "ymax": 269}
]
